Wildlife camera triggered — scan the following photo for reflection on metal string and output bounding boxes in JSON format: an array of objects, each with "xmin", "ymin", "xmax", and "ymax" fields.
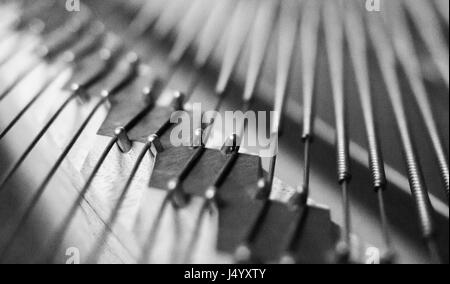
[
  {"xmin": 367, "ymin": 11, "xmax": 439, "ymax": 263},
  {"xmin": 345, "ymin": 1, "xmax": 394, "ymax": 263}
]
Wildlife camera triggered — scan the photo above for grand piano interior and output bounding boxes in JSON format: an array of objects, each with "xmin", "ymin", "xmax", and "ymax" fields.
[{"xmin": 0, "ymin": 0, "xmax": 448, "ymax": 264}]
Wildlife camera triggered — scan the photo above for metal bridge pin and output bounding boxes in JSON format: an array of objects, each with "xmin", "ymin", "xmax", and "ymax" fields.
[
  {"xmin": 254, "ymin": 177, "xmax": 271, "ymax": 200},
  {"xmin": 100, "ymin": 89, "xmax": 110, "ymax": 98},
  {"xmin": 142, "ymin": 77, "xmax": 164, "ymax": 105},
  {"xmin": 115, "ymin": 127, "xmax": 132, "ymax": 153},
  {"xmin": 335, "ymin": 241, "xmax": 351, "ymax": 264},
  {"xmin": 220, "ymin": 133, "xmax": 239, "ymax": 155},
  {"xmin": 142, "ymin": 86, "xmax": 153, "ymax": 105},
  {"xmin": 126, "ymin": 52, "xmax": 140, "ymax": 66},
  {"xmin": 279, "ymin": 253, "xmax": 296, "ymax": 265},
  {"xmin": 288, "ymin": 186, "xmax": 308, "ymax": 210},
  {"xmin": 147, "ymin": 134, "xmax": 164, "ymax": 157},
  {"xmin": 70, "ymin": 83, "xmax": 81, "ymax": 92},
  {"xmin": 171, "ymin": 91, "xmax": 185, "ymax": 111},
  {"xmin": 192, "ymin": 128, "xmax": 203, "ymax": 148},
  {"xmin": 234, "ymin": 245, "xmax": 252, "ymax": 264},
  {"xmin": 167, "ymin": 178, "xmax": 190, "ymax": 209},
  {"xmin": 204, "ymin": 186, "xmax": 217, "ymax": 203}
]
